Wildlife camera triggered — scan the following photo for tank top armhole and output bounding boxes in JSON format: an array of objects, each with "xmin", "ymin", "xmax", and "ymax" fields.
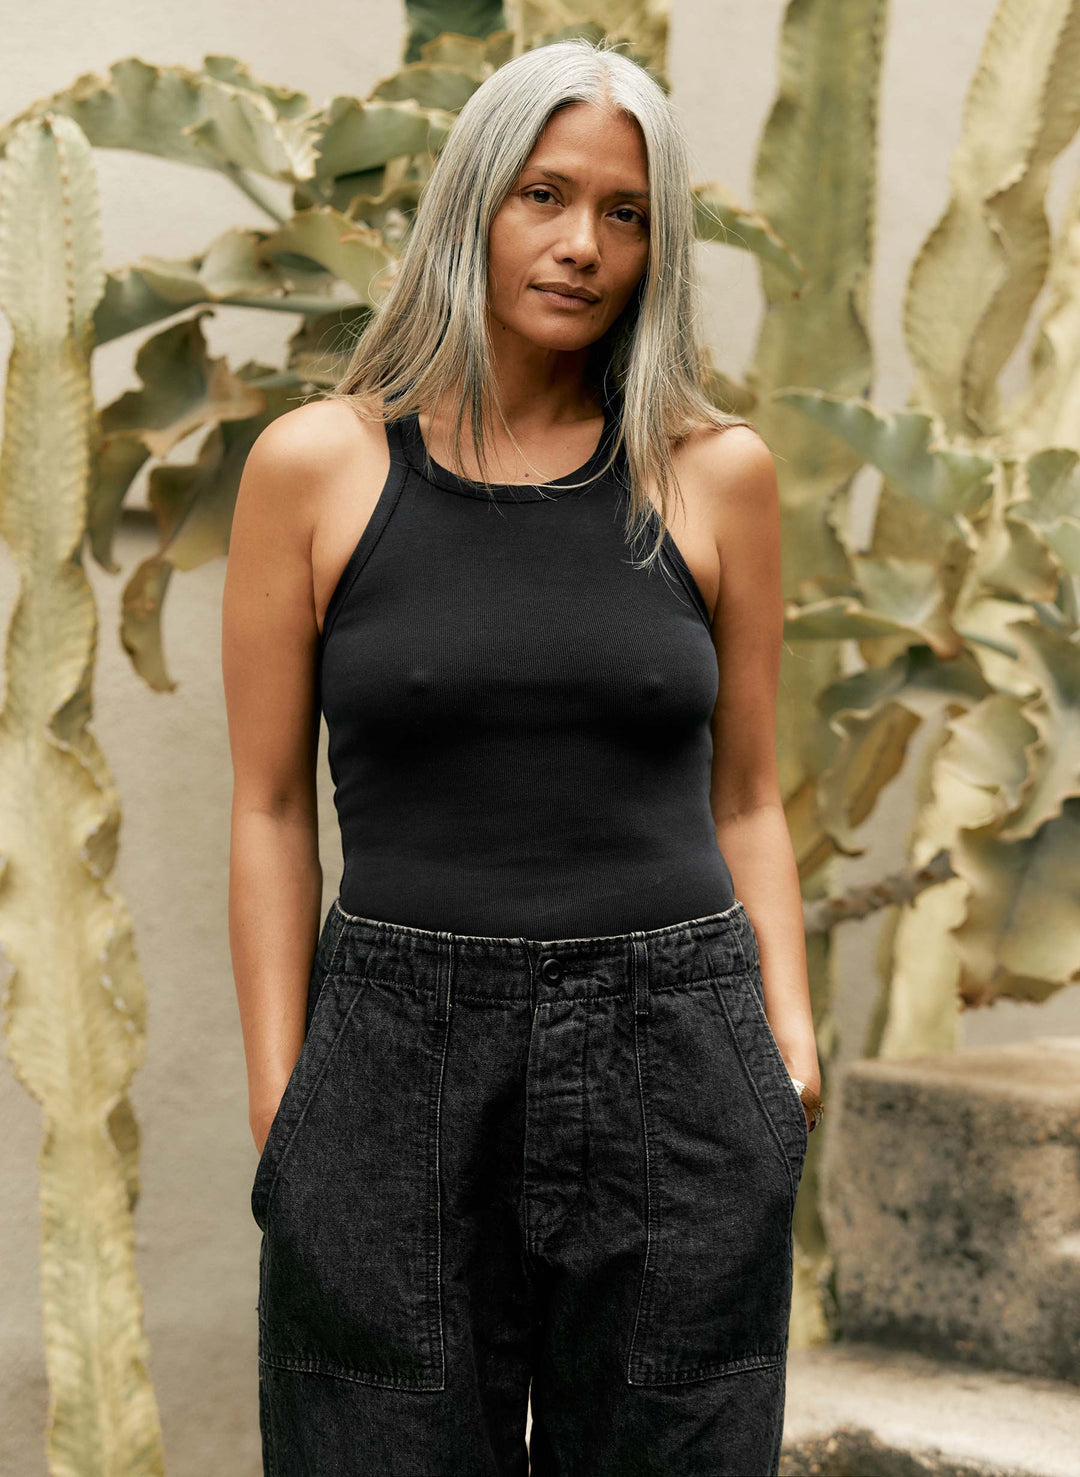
[{"xmin": 318, "ymin": 418, "xmax": 410, "ymax": 652}]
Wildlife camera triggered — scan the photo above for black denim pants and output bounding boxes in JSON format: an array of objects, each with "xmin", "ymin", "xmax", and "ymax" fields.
[{"xmin": 251, "ymin": 896, "xmax": 807, "ymax": 1476}]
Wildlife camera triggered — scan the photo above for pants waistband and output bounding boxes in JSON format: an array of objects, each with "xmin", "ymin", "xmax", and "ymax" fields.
[{"xmin": 321, "ymin": 896, "xmax": 757, "ymax": 1023}]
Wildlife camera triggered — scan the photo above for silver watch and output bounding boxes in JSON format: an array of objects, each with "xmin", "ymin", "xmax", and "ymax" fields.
[{"xmin": 788, "ymin": 1077, "xmax": 824, "ymax": 1131}]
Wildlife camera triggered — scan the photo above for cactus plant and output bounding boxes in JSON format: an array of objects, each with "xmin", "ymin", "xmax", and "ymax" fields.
[{"xmin": 0, "ymin": 112, "xmax": 166, "ymax": 1476}]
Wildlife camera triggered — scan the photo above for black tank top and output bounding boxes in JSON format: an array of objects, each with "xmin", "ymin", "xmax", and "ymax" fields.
[{"xmin": 317, "ymin": 400, "xmax": 736, "ymax": 937}]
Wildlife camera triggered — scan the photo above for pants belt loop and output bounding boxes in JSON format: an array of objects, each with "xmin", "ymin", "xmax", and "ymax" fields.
[
  {"xmin": 435, "ymin": 931, "xmax": 454, "ymax": 1025},
  {"xmin": 630, "ymin": 932, "xmax": 650, "ymax": 1019}
]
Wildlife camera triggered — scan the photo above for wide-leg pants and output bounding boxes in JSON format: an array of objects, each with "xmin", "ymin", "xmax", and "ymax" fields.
[{"xmin": 251, "ymin": 895, "xmax": 808, "ymax": 1475}]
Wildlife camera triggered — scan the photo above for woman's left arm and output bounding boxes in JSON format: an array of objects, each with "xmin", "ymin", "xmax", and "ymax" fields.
[{"xmin": 699, "ymin": 426, "xmax": 820, "ymax": 1098}]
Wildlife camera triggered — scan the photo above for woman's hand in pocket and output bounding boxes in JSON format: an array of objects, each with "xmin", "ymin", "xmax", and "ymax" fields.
[{"xmin": 250, "ymin": 1080, "xmax": 289, "ymax": 1157}]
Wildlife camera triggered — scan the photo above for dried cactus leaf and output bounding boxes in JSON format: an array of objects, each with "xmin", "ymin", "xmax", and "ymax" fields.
[
  {"xmin": 89, "ymin": 311, "xmax": 264, "ymax": 570},
  {"xmin": 875, "ymin": 877, "xmax": 969, "ymax": 1056},
  {"xmin": 417, "ymin": 29, "xmax": 514, "ymax": 75},
  {"xmin": 949, "ymin": 799, "xmax": 1080, "ymax": 1003},
  {"xmin": 974, "ymin": 505, "xmax": 1062, "ymax": 601},
  {"xmin": 0, "ymin": 111, "xmax": 165, "ymax": 1472},
  {"xmin": 911, "ymin": 694, "xmax": 1042, "ymax": 862},
  {"xmin": 286, "ymin": 304, "xmax": 373, "ymax": 388},
  {"xmin": 100, "ymin": 311, "xmax": 264, "ymax": 458},
  {"xmin": 692, "ymin": 181, "xmax": 806, "ymax": 286},
  {"xmin": 510, "ymin": 0, "xmax": 669, "ymax": 77},
  {"xmin": 784, "ymin": 771, "xmax": 839, "ymax": 879},
  {"xmin": 1006, "ymin": 171, "xmax": 1080, "ymax": 451},
  {"xmin": 816, "ymin": 702, "xmax": 923, "ymax": 854},
  {"xmin": 1008, "ymin": 448, "xmax": 1080, "ymax": 576},
  {"xmin": 808, "ymin": 646, "xmax": 988, "ymax": 862},
  {"xmin": 119, "ymin": 380, "xmax": 296, "ymax": 692},
  {"xmin": 869, "ymin": 481, "xmax": 972, "ymax": 571},
  {"xmin": 903, "ymin": 0, "xmax": 1080, "ymax": 435},
  {"xmin": 953, "ymin": 595, "xmax": 1038, "ymax": 694},
  {"xmin": 994, "ymin": 621, "xmax": 1080, "ymax": 839}
]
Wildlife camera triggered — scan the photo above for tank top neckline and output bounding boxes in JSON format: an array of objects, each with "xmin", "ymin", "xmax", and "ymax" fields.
[{"xmin": 396, "ymin": 400, "xmax": 618, "ymax": 502}]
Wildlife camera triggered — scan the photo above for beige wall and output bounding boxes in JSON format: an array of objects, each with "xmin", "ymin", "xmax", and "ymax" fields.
[{"xmin": 1, "ymin": 1, "xmax": 1078, "ymax": 1471}]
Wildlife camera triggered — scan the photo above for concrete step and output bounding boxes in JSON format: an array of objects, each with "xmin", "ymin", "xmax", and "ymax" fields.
[{"xmin": 781, "ymin": 1341, "xmax": 1080, "ymax": 1477}]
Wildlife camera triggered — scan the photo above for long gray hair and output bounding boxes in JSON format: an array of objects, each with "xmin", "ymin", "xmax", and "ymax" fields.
[{"xmin": 322, "ymin": 35, "xmax": 750, "ymax": 571}]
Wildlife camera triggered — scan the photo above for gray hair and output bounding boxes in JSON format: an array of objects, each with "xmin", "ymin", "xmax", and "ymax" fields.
[{"xmin": 322, "ymin": 35, "xmax": 751, "ymax": 570}]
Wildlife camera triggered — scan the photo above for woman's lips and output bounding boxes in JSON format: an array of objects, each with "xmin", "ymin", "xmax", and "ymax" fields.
[{"xmin": 532, "ymin": 286, "xmax": 596, "ymax": 309}]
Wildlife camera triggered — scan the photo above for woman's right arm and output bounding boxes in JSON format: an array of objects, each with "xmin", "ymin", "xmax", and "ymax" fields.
[{"xmin": 221, "ymin": 405, "xmax": 333, "ymax": 1156}]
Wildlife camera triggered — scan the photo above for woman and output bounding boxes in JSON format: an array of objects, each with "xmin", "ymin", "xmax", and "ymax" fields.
[{"xmin": 223, "ymin": 35, "xmax": 822, "ymax": 1477}]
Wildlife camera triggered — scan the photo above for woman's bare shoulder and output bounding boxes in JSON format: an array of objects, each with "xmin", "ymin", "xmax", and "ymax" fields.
[{"xmin": 252, "ymin": 394, "xmax": 389, "ymax": 469}]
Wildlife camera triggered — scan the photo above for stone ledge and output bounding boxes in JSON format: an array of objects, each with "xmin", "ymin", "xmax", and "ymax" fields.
[
  {"xmin": 820, "ymin": 1037, "xmax": 1080, "ymax": 1381},
  {"xmin": 781, "ymin": 1341, "xmax": 1080, "ymax": 1477}
]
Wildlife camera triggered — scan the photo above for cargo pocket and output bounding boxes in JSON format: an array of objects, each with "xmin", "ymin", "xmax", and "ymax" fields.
[
  {"xmin": 733, "ymin": 960, "xmax": 810, "ymax": 1188},
  {"xmin": 250, "ymin": 968, "xmax": 346, "ymax": 1237},
  {"xmin": 626, "ymin": 973, "xmax": 800, "ymax": 1387},
  {"xmin": 255, "ymin": 970, "xmax": 450, "ymax": 1391}
]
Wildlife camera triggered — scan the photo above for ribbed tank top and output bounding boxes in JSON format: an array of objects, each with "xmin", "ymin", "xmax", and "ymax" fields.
[{"xmin": 317, "ymin": 399, "xmax": 736, "ymax": 938}]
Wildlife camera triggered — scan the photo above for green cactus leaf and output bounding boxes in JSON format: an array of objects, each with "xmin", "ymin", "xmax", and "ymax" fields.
[
  {"xmin": 181, "ymin": 81, "xmax": 321, "ymax": 183},
  {"xmin": 0, "ymin": 57, "xmax": 314, "ymax": 179},
  {"xmin": 784, "ymin": 554, "xmax": 962, "ymax": 659},
  {"xmin": 692, "ymin": 181, "xmax": 806, "ymax": 287},
  {"xmin": 371, "ymin": 62, "xmax": 483, "ymax": 111},
  {"xmin": 404, "ymin": 0, "xmax": 507, "ymax": 63},
  {"xmin": 201, "ymin": 53, "xmax": 314, "ymax": 119},
  {"xmin": 93, "ymin": 220, "xmax": 371, "ymax": 346},
  {"xmin": 313, "ymin": 95, "xmax": 455, "ymax": 182},
  {"xmin": 745, "ymin": 0, "xmax": 887, "ymax": 808},
  {"xmin": 0, "ymin": 57, "xmax": 458, "ymax": 199},
  {"xmin": 259, "ymin": 206, "xmax": 396, "ymax": 300},
  {"xmin": 776, "ymin": 390, "xmax": 996, "ymax": 526}
]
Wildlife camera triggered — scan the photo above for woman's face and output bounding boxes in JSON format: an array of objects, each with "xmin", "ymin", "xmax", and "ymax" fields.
[{"xmin": 486, "ymin": 102, "xmax": 651, "ymax": 359}]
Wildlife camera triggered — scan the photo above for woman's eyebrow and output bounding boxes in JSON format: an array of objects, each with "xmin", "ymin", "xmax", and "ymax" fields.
[{"xmin": 525, "ymin": 165, "xmax": 650, "ymax": 201}]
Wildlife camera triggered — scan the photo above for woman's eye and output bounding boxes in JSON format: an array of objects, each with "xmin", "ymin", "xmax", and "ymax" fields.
[{"xmin": 522, "ymin": 189, "xmax": 646, "ymax": 228}]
